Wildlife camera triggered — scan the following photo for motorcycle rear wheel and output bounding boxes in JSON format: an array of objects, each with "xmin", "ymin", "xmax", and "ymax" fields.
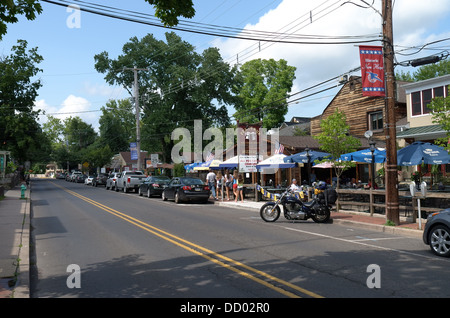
[
  {"xmin": 311, "ymin": 207, "xmax": 331, "ymax": 223},
  {"xmin": 260, "ymin": 203, "xmax": 281, "ymax": 222}
]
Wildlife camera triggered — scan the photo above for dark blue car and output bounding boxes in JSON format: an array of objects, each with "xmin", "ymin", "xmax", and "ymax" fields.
[
  {"xmin": 138, "ymin": 176, "xmax": 171, "ymax": 197},
  {"xmin": 423, "ymin": 208, "xmax": 450, "ymax": 257},
  {"xmin": 162, "ymin": 177, "xmax": 210, "ymax": 204}
]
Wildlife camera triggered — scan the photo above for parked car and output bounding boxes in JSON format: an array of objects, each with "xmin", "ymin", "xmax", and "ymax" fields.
[
  {"xmin": 116, "ymin": 171, "xmax": 146, "ymax": 193},
  {"xmin": 75, "ymin": 174, "xmax": 87, "ymax": 183},
  {"xmin": 56, "ymin": 172, "xmax": 66, "ymax": 179},
  {"xmin": 106, "ymin": 172, "xmax": 120, "ymax": 190},
  {"xmin": 68, "ymin": 171, "xmax": 82, "ymax": 182},
  {"xmin": 162, "ymin": 177, "xmax": 210, "ymax": 204},
  {"xmin": 84, "ymin": 175, "xmax": 94, "ymax": 185},
  {"xmin": 93, "ymin": 173, "xmax": 108, "ymax": 187},
  {"xmin": 423, "ymin": 208, "xmax": 450, "ymax": 257},
  {"xmin": 139, "ymin": 176, "xmax": 171, "ymax": 197}
]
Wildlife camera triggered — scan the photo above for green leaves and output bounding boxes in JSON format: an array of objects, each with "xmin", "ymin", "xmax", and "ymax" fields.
[
  {"xmin": 0, "ymin": 39, "xmax": 44, "ymax": 162},
  {"xmin": 428, "ymin": 87, "xmax": 450, "ymax": 150},
  {"xmin": 94, "ymin": 32, "xmax": 235, "ymax": 161},
  {"xmin": 144, "ymin": 0, "xmax": 195, "ymax": 27},
  {"xmin": 314, "ymin": 108, "xmax": 361, "ymax": 179},
  {"xmin": 233, "ymin": 58, "xmax": 296, "ymax": 129},
  {"xmin": 0, "ymin": 0, "xmax": 42, "ymax": 40}
]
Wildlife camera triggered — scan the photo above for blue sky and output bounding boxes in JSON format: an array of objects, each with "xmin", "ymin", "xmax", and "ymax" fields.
[{"xmin": 1, "ymin": 0, "xmax": 449, "ymax": 131}]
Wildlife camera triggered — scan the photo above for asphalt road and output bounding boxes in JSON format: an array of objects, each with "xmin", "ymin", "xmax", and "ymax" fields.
[{"xmin": 30, "ymin": 178, "xmax": 450, "ymax": 301}]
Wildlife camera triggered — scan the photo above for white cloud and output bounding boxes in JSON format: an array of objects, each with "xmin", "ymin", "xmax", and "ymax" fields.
[
  {"xmin": 213, "ymin": 0, "xmax": 450, "ymax": 118},
  {"xmin": 82, "ymin": 81, "xmax": 125, "ymax": 99},
  {"xmin": 34, "ymin": 95, "xmax": 100, "ymax": 131}
]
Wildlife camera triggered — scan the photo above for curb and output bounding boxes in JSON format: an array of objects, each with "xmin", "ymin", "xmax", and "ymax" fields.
[
  {"xmin": 331, "ymin": 218, "xmax": 423, "ymax": 238},
  {"xmin": 215, "ymin": 200, "xmax": 424, "ymax": 239},
  {"xmin": 12, "ymin": 188, "xmax": 31, "ymax": 298}
]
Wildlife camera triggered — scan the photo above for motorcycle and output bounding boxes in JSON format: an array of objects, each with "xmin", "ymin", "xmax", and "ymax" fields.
[{"xmin": 259, "ymin": 186, "xmax": 336, "ymax": 223}]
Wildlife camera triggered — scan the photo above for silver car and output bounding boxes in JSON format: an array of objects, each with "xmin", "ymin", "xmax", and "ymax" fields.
[
  {"xmin": 106, "ymin": 172, "xmax": 120, "ymax": 191},
  {"xmin": 423, "ymin": 208, "xmax": 450, "ymax": 257}
]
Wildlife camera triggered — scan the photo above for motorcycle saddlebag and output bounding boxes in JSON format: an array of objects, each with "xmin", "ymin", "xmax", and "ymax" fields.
[{"xmin": 324, "ymin": 189, "xmax": 337, "ymax": 204}]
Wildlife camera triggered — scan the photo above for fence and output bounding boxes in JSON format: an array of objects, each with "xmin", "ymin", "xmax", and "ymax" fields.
[
  {"xmin": 251, "ymin": 184, "xmax": 450, "ymax": 221},
  {"xmin": 336, "ymin": 188, "xmax": 450, "ymax": 221}
]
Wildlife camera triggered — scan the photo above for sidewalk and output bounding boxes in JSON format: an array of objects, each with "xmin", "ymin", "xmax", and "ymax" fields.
[
  {"xmin": 0, "ymin": 184, "xmax": 30, "ymax": 298},
  {"xmin": 214, "ymin": 198, "xmax": 424, "ymax": 238}
]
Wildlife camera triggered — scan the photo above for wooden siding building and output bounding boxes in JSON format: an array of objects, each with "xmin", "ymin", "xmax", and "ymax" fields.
[{"xmin": 310, "ymin": 76, "xmax": 407, "ymax": 141}]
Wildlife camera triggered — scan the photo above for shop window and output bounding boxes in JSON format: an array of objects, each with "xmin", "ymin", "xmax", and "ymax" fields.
[{"xmin": 369, "ymin": 111, "xmax": 383, "ymax": 131}]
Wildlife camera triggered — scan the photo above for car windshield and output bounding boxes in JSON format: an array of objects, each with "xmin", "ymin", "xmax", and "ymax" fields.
[
  {"xmin": 181, "ymin": 178, "xmax": 204, "ymax": 185},
  {"xmin": 152, "ymin": 177, "xmax": 170, "ymax": 183}
]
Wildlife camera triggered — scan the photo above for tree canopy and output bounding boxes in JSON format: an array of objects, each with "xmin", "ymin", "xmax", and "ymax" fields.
[
  {"xmin": 314, "ymin": 108, "xmax": 361, "ymax": 188},
  {"xmin": 233, "ymin": 58, "xmax": 296, "ymax": 129},
  {"xmin": 94, "ymin": 32, "xmax": 237, "ymax": 161},
  {"xmin": 0, "ymin": 0, "xmax": 42, "ymax": 40},
  {"xmin": 0, "ymin": 39, "xmax": 48, "ymax": 163},
  {"xmin": 144, "ymin": 0, "xmax": 195, "ymax": 26},
  {"xmin": 396, "ymin": 59, "xmax": 450, "ymax": 82}
]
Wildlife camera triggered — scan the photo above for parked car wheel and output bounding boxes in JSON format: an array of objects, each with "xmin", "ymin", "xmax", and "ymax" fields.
[
  {"xmin": 174, "ymin": 191, "xmax": 181, "ymax": 204},
  {"xmin": 147, "ymin": 189, "xmax": 151, "ymax": 198},
  {"xmin": 428, "ymin": 225, "xmax": 450, "ymax": 257},
  {"xmin": 162, "ymin": 191, "xmax": 167, "ymax": 201}
]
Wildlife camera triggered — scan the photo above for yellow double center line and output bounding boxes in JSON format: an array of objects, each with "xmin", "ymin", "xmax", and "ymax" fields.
[{"xmin": 53, "ymin": 182, "xmax": 323, "ymax": 298}]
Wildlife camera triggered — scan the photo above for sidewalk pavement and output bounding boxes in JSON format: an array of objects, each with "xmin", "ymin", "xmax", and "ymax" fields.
[
  {"xmin": 0, "ymin": 184, "xmax": 424, "ymax": 298},
  {"xmin": 0, "ymin": 184, "xmax": 30, "ymax": 299}
]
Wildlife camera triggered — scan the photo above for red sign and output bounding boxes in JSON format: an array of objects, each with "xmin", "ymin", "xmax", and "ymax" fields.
[{"xmin": 359, "ymin": 46, "xmax": 385, "ymax": 97}]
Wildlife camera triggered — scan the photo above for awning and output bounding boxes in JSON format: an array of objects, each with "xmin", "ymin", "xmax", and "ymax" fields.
[{"xmin": 256, "ymin": 154, "xmax": 297, "ymax": 170}]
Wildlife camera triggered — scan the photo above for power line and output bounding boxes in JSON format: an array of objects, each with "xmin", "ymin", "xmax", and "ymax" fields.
[{"xmin": 41, "ymin": 0, "xmax": 381, "ymax": 45}]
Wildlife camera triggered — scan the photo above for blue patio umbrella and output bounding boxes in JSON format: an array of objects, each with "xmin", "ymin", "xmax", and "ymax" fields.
[
  {"xmin": 283, "ymin": 150, "xmax": 331, "ymax": 164},
  {"xmin": 397, "ymin": 141, "xmax": 450, "ymax": 166},
  {"xmin": 184, "ymin": 162, "xmax": 200, "ymax": 172},
  {"xmin": 340, "ymin": 148, "xmax": 386, "ymax": 163}
]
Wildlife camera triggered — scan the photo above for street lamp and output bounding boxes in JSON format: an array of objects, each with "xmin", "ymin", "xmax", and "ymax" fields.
[{"xmin": 365, "ymin": 130, "xmax": 376, "ymax": 189}]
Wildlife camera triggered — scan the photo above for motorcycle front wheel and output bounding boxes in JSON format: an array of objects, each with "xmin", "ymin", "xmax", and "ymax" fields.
[{"xmin": 260, "ymin": 203, "xmax": 281, "ymax": 222}]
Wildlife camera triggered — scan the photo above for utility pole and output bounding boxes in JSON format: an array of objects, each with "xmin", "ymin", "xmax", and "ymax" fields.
[
  {"xmin": 382, "ymin": 0, "xmax": 400, "ymax": 225},
  {"xmin": 123, "ymin": 66, "xmax": 148, "ymax": 172}
]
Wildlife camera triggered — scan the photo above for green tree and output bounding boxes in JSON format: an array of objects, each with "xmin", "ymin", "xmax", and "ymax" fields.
[
  {"xmin": 98, "ymin": 99, "xmax": 136, "ymax": 153},
  {"xmin": 428, "ymin": 87, "xmax": 450, "ymax": 150},
  {"xmin": 233, "ymin": 58, "xmax": 296, "ymax": 129},
  {"xmin": 63, "ymin": 116, "xmax": 97, "ymax": 152},
  {"xmin": 0, "ymin": 39, "xmax": 46, "ymax": 163},
  {"xmin": 80, "ymin": 141, "xmax": 113, "ymax": 173},
  {"xmin": 144, "ymin": 0, "xmax": 195, "ymax": 26},
  {"xmin": 396, "ymin": 59, "xmax": 450, "ymax": 82},
  {"xmin": 0, "ymin": 0, "xmax": 42, "ymax": 40},
  {"xmin": 42, "ymin": 115, "xmax": 65, "ymax": 145},
  {"xmin": 314, "ymin": 108, "xmax": 361, "ymax": 189},
  {"xmin": 94, "ymin": 32, "xmax": 236, "ymax": 162}
]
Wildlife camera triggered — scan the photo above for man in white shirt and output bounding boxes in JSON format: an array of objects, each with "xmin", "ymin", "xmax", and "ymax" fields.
[
  {"xmin": 206, "ymin": 169, "xmax": 217, "ymax": 200},
  {"xmin": 289, "ymin": 178, "xmax": 301, "ymax": 192}
]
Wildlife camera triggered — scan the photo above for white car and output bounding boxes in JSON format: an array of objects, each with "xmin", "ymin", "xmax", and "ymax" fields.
[{"xmin": 85, "ymin": 175, "xmax": 94, "ymax": 185}]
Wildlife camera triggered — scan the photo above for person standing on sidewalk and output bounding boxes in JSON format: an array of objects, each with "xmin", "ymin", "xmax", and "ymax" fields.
[
  {"xmin": 224, "ymin": 169, "xmax": 233, "ymax": 201},
  {"xmin": 235, "ymin": 174, "xmax": 244, "ymax": 202},
  {"xmin": 216, "ymin": 171, "xmax": 223, "ymax": 200},
  {"xmin": 206, "ymin": 169, "xmax": 217, "ymax": 200},
  {"xmin": 232, "ymin": 170, "xmax": 239, "ymax": 200}
]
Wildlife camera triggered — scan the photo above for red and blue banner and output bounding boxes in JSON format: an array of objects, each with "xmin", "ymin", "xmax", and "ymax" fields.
[{"xmin": 359, "ymin": 46, "xmax": 385, "ymax": 97}]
